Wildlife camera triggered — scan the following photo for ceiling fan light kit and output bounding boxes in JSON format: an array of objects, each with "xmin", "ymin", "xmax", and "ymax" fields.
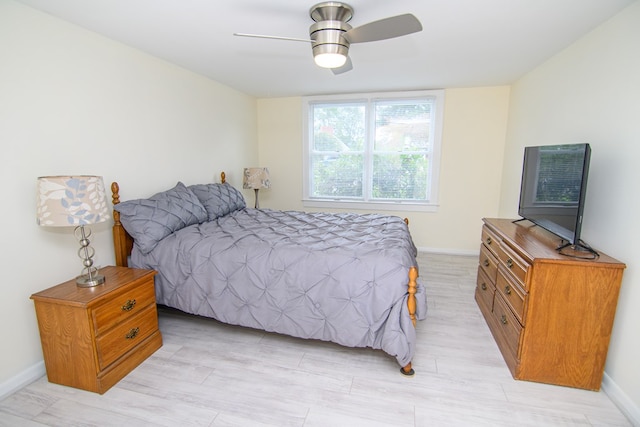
[
  {"xmin": 313, "ymin": 47, "xmax": 349, "ymax": 68},
  {"xmin": 234, "ymin": 2, "xmax": 422, "ymax": 73}
]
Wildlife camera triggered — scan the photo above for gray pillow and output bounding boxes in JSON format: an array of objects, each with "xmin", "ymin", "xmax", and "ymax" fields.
[
  {"xmin": 114, "ymin": 182, "xmax": 207, "ymax": 254},
  {"xmin": 189, "ymin": 182, "xmax": 246, "ymax": 221}
]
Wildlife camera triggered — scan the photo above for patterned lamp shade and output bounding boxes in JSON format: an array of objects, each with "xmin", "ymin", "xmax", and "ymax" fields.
[
  {"xmin": 36, "ymin": 175, "xmax": 110, "ymax": 227},
  {"xmin": 36, "ymin": 175, "xmax": 110, "ymax": 287},
  {"xmin": 243, "ymin": 167, "xmax": 271, "ymax": 190}
]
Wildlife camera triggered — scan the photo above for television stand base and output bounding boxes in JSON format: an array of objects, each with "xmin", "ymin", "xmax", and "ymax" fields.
[{"xmin": 556, "ymin": 240, "xmax": 599, "ymax": 259}]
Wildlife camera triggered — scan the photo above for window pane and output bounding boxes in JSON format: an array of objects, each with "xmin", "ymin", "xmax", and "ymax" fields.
[
  {"xmin": 313, "ymin": 104, "xmax": 365, "ymax": 151},
  {"xmin": 374, "ymin": 101, "xmax": 431, "ymax": 151},
  {"xmin": 312, "ymin": 154, "xmax": 364, "ymax": 198},
  {"xmin": 372, "ymin": 100, "xmax": 431, "ymax": 201},
  {"xmin": 373, "ymin": 154, "xmax": 428, "ymax": 200}
]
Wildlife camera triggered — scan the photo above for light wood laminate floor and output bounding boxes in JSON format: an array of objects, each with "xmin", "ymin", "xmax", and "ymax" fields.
[{"xmin": 1, "ymin": 253, "xmax": 631, "ymax": 426}]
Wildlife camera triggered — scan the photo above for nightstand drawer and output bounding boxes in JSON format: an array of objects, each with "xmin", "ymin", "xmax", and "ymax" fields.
[
  {"xmin": 92, "ymin": 279, "xmax": 156, "ymax": 335},
  {"xmin": 96, "ymin": 304, "xmax": 159, "ymax": 370}
]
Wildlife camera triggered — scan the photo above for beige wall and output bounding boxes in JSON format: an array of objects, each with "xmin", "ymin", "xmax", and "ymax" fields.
[
  {"xmin": 0, "ymin": 0, "xmax": 257, "ymax": 389},
  {"xmin": 257, "ymin": 86, "xmax": 511, "ymax": 252},
  {"xmin": 499, "ymin": 1, "xmax": 640, "ymax": 418}
]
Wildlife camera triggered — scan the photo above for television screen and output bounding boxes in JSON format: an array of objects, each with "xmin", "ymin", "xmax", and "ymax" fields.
[{"xmin": 518, "ymin": 143, "xmax": 591, "ymax": 247}]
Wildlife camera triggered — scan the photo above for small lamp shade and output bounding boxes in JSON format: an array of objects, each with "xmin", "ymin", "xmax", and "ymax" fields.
[
  {"xmin": 243, "ymin": 167, "xmax": 271, "ymax": 190},
  {"xmin": 37, "ymin": 175, "xmax": 109, "ymax": 227},
  {"xmin": 36, "ymin": 175, "xmax": 110, "ymax": 287},
  {"xmin": 243, "ymin": 168, "xmax": 271, "ymax": 208}
]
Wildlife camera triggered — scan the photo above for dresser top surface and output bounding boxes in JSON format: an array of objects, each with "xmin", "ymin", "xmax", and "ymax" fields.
[{"xmin": 483, "ymin": 218, "xmax": 625, "ymax": 268}]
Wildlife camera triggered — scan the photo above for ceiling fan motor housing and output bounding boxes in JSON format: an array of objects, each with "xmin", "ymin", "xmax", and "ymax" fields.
[
  {"xmin": 309, "ymin": 2, "xmax": 354, "ymax": 65},
  {"xmin": 310, "ymin": 20, "xmax": 351, "ymax": 58}
]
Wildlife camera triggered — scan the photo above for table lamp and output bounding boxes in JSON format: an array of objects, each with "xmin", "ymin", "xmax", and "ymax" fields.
[
  {"xmin": 243, "ymin": 167, "xmax": 271, "ymax": 208},
  {"xmin": 36, "ymin": 175, "xmax": 110, "ymax": 287}
]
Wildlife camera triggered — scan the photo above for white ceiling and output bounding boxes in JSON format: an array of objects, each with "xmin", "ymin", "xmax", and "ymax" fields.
[{"xmin": 15, "ymin": 0, "xmax": 635, "ymax": 98}]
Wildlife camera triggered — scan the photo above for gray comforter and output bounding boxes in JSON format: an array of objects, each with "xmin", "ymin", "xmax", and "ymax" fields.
[{"xmin": 131, "ymin": 208, "xmax": 426, "ymax": 367}]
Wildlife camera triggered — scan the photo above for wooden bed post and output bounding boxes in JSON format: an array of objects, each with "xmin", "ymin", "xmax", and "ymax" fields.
[
  {"xmin": 401, "ymin": 266, "xmax": 419, "ymax": 376},
  {"xmin": 401, "ymin": 216, "xmax": 418, "ymax": 376},
  {"xmin": 402, "ymin": 217, "xmax": 418, "ymax": 325},
  {"xmin": 407, "ymin": 266, "xmax": 418, "ymax": 327},
  {"xmin": 111, "ymin": 182, "xmax": 133, "ymax": 267}
]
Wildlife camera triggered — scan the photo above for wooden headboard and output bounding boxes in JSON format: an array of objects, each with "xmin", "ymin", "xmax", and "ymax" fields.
[{"xmin": 111, "ymin": 172, "xmax": 227, "ymax": 267}]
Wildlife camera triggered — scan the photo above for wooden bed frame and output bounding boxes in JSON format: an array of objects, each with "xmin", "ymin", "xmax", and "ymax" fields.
[{"xmin": 111, "ymin": 172, "xmax": 419, "ymax": 375}]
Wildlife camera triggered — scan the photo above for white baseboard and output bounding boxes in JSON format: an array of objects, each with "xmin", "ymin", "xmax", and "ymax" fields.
[
  {"xmin": 601, "ymin": 372, "xmax": 640, "ymax": 426},
  {"xmin": 416, "ymin": 247, "xmax": 480, "ymax": 257},
  {"xmin": 0, "ymin": 361, "xmax": 45, "ymax": 401}
]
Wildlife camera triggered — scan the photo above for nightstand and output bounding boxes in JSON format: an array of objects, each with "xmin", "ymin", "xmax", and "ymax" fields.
[{"xmin": 30, "ymin": 266, "xmax": 163, "ymax": 394}]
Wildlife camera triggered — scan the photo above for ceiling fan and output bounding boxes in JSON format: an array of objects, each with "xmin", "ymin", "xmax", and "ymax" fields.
[{"xmin": 234, "ymin": 1, "xmax": 422, "ymax": 75}]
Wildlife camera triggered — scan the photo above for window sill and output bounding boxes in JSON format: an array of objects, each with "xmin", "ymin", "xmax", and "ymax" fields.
[{"xmin": 302, "ymin": 199, "xmax": 439, "ymax": 212}]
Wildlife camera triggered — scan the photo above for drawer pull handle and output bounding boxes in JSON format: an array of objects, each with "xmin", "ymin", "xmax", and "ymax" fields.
[
  {"xmin": 121, "ymin": 299, "xmax": 136, "ymax": 311},
  {"xmin": 125, "ymin": 327, "xmax": 140, "ymax": 340},
  {"xmin": 504, "ymin": 285, "xmax": 511, "ymax": 295},
  {"xmin": 483, "ymin": 259, "xmax": 490, "ymax": 267},
  {"xmin": 485, "ymin": 237, "xmax": 492, "ymax": 245},
  {"xmin": 481, "ymin": 283, "xmax": 487, "ymax": 291},
  {"xmin": 506, "ymin": 259, "xmax": 514, "ymax": 269},
  {"xmin": 501, "ymin": 315, "xmax": 508, "ymax": 325}
]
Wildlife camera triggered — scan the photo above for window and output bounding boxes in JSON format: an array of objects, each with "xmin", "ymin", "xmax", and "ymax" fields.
[{"xmin": 303, "ymin": 90, "xmax": 443, "ymax": 211}]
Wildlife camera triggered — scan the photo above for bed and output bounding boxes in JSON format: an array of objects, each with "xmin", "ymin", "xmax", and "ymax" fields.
[{"xmin": 111, "ymin": 172, "xmax": 426, "ymax": 375}]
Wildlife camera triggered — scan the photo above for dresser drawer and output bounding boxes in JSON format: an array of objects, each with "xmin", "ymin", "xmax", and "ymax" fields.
[
  {"xmin": 92, "ymin": 279, "xmax": 156, "ymax": 335},
  {"xmin": 476, "ymin": 267, "xmax": 495, "ymax": 311},
  {"xmin": 492, "ymin": 293, "xmax": 523, "ymax": 360},
  {"xmin": 497, "ymin": 242, "xmax": 530, "ymax": 290},
  {"xmin": 496, "ymin": 266, "xmax": 527, "ymax": 325},
  {"xmin": 479, "ymin": 243, "xmax": 499, "ymax": 283},
  {"xmin": 481, "ymin": 225, "xmax": 500, "ymax": 258},
  {"xmin": 96, "ymin": 304, "xmax": 159, "ymax": 369}
]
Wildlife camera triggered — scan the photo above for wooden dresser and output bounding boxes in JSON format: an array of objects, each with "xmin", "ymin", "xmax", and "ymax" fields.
[
  {"xmin": 31, "ymin": 266, "xmax": 162, "ymax": 394},
  {"xmin": 475, "ymin": 218, "xmax": 625, "ymax": 390}
]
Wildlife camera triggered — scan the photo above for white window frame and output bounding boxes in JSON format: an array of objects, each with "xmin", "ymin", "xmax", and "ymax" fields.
[{"xmin": 302, "ymin": 89, "xmax": 444, "ymax": 212}]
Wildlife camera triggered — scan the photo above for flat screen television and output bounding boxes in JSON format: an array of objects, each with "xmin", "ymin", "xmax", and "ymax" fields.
[{"xmin": 518, "ymin": 143, "xmax": 591, "ymax": 249}]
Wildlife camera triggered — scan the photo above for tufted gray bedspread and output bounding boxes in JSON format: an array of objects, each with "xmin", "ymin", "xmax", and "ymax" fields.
[{"xmin": 131, "ymin": 208, "xmax": 427, "ymax": 368}]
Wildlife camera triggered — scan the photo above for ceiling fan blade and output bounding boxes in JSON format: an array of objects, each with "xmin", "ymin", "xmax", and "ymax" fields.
[
  {"xmin": 344, "ymin": 14, "xmax": 422, "ymax": 44},
  {"xmin": 332, "ymin": 56, "xmax": 353, "ymax": 75},
  {"xmin": 234, "ymin": 33, "xmax": 312, "ymax": 43}
]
